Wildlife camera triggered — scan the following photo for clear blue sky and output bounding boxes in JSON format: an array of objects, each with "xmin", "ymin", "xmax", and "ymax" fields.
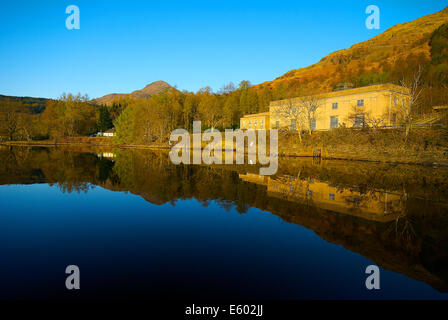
[{"xmin": 0, "ymin": 0, "xmax": 446, "ymax": 99}]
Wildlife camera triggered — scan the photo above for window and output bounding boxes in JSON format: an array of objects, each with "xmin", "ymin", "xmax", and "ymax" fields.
[
  {"xmin": 353, "ymin": 197, "xmax": 361, "ymax": 205},
  {"xmin": 354, "ymin": 114, "xmax": 365, "ymax": 128},
  {"xmin": 291, "ymin": 120, "xmax": 297, "ymax": 131},
  {"xmin": 394, "ymin": 97, "xmax": 398, "ymax": 106},
  {"xmin": 275, "ymin": 120, "xmax": 280, "ymax": 129},
  {"xmin": 329, "ymin": 193, "xmax": 335, "ymax": 200},
  {"xmin": 357, "ymin": 99, "xmax": 364, "ymax": 107},
  {"xmin": 290, "ymin": 186, "xmax": 294, "ymax": 192},
  {"xmin": 242, "ymin": 120, "xmax": 245, "ymax": 128},
  {"xmin": 254, "ymin": 120, "xmax": 257, "ymax": 129},
  {"xmin": 330, "ymin": 116, "xmax": 338, "ymax": 129},
  {"xmin": 332, "ymin": 102, "xmax": 338, "ymax": 110},
  {"xmin": 392, "ymin": 113, "xmax": 397, "ymax": 124},
  {"xmin": 310, "ymin": 105, "xmax": 317, "ymax": 112},
  {"xmin": 248, "ymin": 120, "xmax": 251, "ymax": 129},
  {"xmin": 311, "ymin": 119, "xmax": 316, "ymax": 131},
  {"xmin": 292, "ymin": 107, "xmax": 296, "ymax": 114},
  {"xmin": 260, "ymin": 119, "xmax": 264, "ymax": 129},
  {"xmin": 307, "ymin": 190, "xmax": 313, "ymax": 197}
]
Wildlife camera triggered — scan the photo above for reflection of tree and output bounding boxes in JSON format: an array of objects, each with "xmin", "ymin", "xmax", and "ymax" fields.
[
  {"xmin": 387, "ymin": 190, "xmax": 418, "ymax": 250},
  {"xmin": 57, "ymin": 181, "xmax": 91, "ymax": 194},
  {"xmin": 0, "ymin": 147, "xmax": 116, "ymax": 193}
]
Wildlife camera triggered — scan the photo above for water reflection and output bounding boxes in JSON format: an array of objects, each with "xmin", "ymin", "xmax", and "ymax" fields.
[
  {"xmin": 240, "ymin": 173, "xmax": 404, "ymax": 222},
  {"xmin": 1, "ymin": 146, "xmax": 448, "ymax": 294}
]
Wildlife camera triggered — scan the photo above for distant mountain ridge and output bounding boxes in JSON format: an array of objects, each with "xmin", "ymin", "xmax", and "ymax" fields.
[
  {"xmin": 0, "ymin": 94, "xmax": 50, "ymax": 113},
  {"xmin": 92, "ymin": 80, "xmax": 172, "ymax": 106}
]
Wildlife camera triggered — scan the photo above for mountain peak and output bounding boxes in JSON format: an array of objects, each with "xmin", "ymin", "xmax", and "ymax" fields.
[
  {"xmin": 142, "ymin": 80, "xmax": 170, "ymax": 89},
  {"xmin": 92, "ymin": 81, "xmax": 173, "ymax": 105},
  {"xmin": 131, "ymin": 81, "xmax": 172, "ymax": 98}
]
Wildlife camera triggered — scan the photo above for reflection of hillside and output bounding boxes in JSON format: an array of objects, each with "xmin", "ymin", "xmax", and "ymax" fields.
[
  {"xmin": 1, "ymin": 147, "xmax": 448, "ymax": 292},
  {"xmin": 240, "ymin": 173, "xmax": 404, "ymax": 222}
]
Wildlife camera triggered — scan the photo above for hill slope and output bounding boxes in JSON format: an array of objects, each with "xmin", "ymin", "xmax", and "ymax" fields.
[
  {"xmin": 256, "ymin": 6, "xmax": 448, "ymax": 94},
  {"xmin": 92, "ymin": 80, "xmax": 172, "ymax": 106}
]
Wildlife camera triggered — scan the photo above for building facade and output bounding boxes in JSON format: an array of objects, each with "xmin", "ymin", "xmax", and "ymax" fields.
[
  {"xmin": 240, "ymin": 112, "xmax": 270, "ymax": 130},
  {"xmin": 240, "ymin": 84, "xmax": 410, "ymax": 131}
]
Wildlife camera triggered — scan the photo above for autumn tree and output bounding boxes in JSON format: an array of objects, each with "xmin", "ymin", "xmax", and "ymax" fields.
[
  {"xmin": 197, "ymin": 88, "xmax": 222, "ymax": 131},
  {"xmin": 41, "ymin": 93, "xmax": 96, "ymax": 139},
  {"xmin": 0, "ymin": 100, "xmax": 21, "ymax": 140}
]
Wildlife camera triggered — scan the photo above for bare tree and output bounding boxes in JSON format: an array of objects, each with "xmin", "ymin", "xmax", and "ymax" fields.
[
  {"xmin": 397, "ymin": 65, "xmax": 424, "ymax": 140},
  {"xmin": 346, "ymin": 104, "xmax": 387, "ymax": 130},
  {"xmin": 273, "ymin": 95, "xmax": 323, "ymax": 143},
  {"xmin": 298, "ymin": 95, "xmax": 323, "ymax": 135},
  {"xmin": 273, "ymin": 99, "xmax": 307, "ymax": 143}
]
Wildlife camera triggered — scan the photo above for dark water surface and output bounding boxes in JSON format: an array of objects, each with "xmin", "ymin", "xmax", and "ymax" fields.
[{"xmin": 1, "ymin": 146, "xmax": 448, "ymax": 300}]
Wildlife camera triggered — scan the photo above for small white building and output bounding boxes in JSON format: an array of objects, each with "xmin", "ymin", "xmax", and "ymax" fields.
[{"xmin": 98, "ymin": 128, "xmax": 115, "ymax": 137}]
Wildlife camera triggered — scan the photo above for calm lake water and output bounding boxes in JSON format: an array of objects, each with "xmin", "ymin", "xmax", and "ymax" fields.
[{"xmin": 1, "ymin": 146, "xmax": 448, "ymax": 300}]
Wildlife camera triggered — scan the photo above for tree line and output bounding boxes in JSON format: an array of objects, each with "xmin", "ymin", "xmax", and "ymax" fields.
[
  {"xmin": 113, "ymin": 80, "xmax": 290, "ymax": 144},
  {"xmin": 0, "ymin": 93, "xmax": 113, "ymax": 141}
]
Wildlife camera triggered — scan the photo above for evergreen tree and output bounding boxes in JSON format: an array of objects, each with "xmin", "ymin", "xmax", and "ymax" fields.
[{"xmin": 97, "ymin": 105, "xmax": 112, "ymax": 132}]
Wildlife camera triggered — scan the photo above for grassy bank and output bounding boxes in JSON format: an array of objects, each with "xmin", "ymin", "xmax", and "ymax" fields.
[
  {"xmin": 279, "ymin": 127, "xmax": 448, "ymax": 165},
  {"xmin": 2, "ymin": 127, "xmax": 448, "ymax": 166}
]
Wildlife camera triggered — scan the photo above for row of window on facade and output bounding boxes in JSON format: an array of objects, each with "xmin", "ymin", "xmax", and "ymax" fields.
[
  {"xmin": 287, "ymin": 187, "xmax": 363, "ymax": 204},
  {"xmin": 331, "ymin": 97, "xmax": 404, "ymax": 110},
  {"xmin": 283, "ymin": 112, "xmax": 399, "ymax": 131},
  {"xmin": 286, "ymin": 186, "xmax": 338, "ymax": 201},
  {"xmin": 330, "ymin": 99, "xmax": 365, "ymax": 110},
  {"xmin": 271, "ymin": 182, "xmax": 368, "ymax": 204},
  {"xmin": 242, "ymin": 119, "xmax": 264, "ymax": 129},
  {"xmin": 273, "ymin": 117, "xmax": 339, "ymax": 130}
]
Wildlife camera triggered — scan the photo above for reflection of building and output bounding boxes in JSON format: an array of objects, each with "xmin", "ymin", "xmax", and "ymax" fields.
[
  {"xmin": 433, "ymin": 105, "xmax": 448, "ymax": 112},
  {"xmin": 239, "ymin": 173, "xmax": 403, "ymax": 222},
  {"xmin": 97, "ymin": 152, "xmax": 116, "ymax": 159},
  {"xmin": 238, "ymin": 173, "xmax": 269, "ymax": 186},
  {"xmin": 240, "ymin": 84, "xmax": 410, "ymax": 131}
]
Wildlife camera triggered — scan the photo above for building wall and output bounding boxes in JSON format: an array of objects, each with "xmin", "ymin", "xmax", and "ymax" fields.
[
  {"xmin": 240, "ymin": 112, "xmax": 270, "ymax": 130},
  {"xmin": 269, "ymin": 84, "xmax": 410, "ymax": 131}
]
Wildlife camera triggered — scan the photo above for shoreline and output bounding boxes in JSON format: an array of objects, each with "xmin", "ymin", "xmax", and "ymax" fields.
[{"xmin": 1, "ymin": 140, "xmax": 448, "ymax": 168}]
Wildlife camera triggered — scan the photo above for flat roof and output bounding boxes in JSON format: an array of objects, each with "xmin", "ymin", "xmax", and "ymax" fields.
[
  {"xmin": 240, "ymin": 112, "xmax": 270, "ymax": 119},
  {"xmin": 433, "ymin": 105, "xmax": 448, "ymax": 110}
]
